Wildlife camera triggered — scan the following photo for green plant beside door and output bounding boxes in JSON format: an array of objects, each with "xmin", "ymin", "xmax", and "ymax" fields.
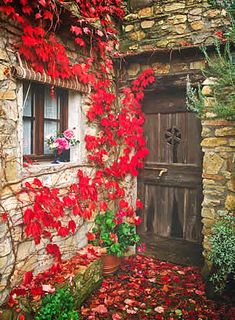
[
  {"xmin": 88, "ymin": 210, "xmax": 140, "ymax": 257},
  {"xmin": 208, "ymin": 214, "xmax": 235, "ymax": 293}
]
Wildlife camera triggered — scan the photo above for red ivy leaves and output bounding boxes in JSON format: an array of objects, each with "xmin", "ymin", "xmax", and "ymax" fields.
[
  {"xmin": 22, "ymin": 174, "xmax": 100, "ymax": 246},
  {"xmin": 46, "ymin": 244, "xmax": 61, "ymax": 261},
  {"xmin": 3, "ymin": 1, "xmax": 153, "ymax": 310}
]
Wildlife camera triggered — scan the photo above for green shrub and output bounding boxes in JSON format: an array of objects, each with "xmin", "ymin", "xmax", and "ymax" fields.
[
  {"xmin": 208, "ymin": 214, "xmax": 235, "ymax": 292},
  {"xmin": 187, "ymin": 43, "xmax": 235, "ymax": 121},
  {"xmin": 35, "ymin": 288, "xmax": 79, "ymax": 320}
]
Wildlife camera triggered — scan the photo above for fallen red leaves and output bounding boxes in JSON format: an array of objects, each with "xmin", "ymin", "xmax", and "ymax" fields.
[
  {"xmin": 8, "ymin": 246, "xmax": 101, "ymax": 309},
  {"xmin": 81, "ymin": 255, "xmax": 235, "ymax": 320}
]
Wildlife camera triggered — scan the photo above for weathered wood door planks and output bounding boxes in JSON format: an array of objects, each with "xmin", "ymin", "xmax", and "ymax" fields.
[{"xmin": 138, "ymin": 89, "xmax": 203, "ymax": 243}]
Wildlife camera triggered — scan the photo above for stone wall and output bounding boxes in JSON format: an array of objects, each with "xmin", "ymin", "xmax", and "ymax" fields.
[
  {"xmin": 117, "ymin": 47, "xmax": 206, "ymax": 84},
  {"xmin": 0, "ymin": 17, "xmax": 93, "ymax": 305},
  {"xmin": 121, "ymin": 0, "xmax": 229, "ymax": 54},
  {"xmin": 201, "ymin": 82, "xmax": 235, "ymax": 268}
]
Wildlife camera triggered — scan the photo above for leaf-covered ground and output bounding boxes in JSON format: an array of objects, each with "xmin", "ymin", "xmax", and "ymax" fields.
[{"xmin": 80, "ymin": 255, "xmax": 234, "ymax": 320}]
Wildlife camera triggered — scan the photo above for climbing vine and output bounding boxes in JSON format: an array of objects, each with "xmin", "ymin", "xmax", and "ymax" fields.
[{"xmin": 0, "ymin": 0, "xmax": 154, "ymax": 310}]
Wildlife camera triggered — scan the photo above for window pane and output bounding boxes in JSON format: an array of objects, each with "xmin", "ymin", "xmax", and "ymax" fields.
[
  {"xmin": 44, "ymin": 87, "xmax": 59, "ymax": 119},
  {"xmin": 23, "ymin": 119, "xmax": 32, "ymax": 154},
  {"xmin": 23, "ymin": 83, "xmax": 32, "ymax": 116},
  {"xmin": 44, "ymin": 120, "xmax": 60, "ymax": 154}
]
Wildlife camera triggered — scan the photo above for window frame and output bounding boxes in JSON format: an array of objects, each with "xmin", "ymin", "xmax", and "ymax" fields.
[{"xmin": 23, "ymin": 82, "xmax": 68, "ymax": 160}]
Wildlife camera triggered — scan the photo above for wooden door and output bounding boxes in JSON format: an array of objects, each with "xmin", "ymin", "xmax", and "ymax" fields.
[{"xmin": 138, "ymin": 89, "xmax": 203, "ymax": 243}]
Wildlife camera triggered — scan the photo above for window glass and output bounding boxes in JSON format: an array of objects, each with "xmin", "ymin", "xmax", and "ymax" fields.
[
  {"xmin": 44, "ymin": 87, "xmax": 59, "ymax": 119},
  {"xmin": 23, "ymin": 119, "xmax": 32, "ymax": 154},
  {"xmin": 44, "ymin": 120, "xmax": 59, "ymax": 154},
  {"xmin": 23, "ymin": 83, "xmax": 32, "ymax": 116},
  {"xmin": 22, "ymin": 82, "xmax": 68, "ymax": 157}
]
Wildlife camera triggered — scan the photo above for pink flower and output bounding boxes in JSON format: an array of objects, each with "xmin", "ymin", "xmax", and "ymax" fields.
[
  {"xmin": 63, "ymin": 129, "xmax": 75, "ymax": 140},
  {"xmin": 137, "ymin": 243, "xmax": 146, "ymax": 253},
  {"xmin": 55, "ymin": 137, "xmax": 69, "ymax": 151},
  {"xmin": 134, "ymin": 216, "xmax": 142, "ymax": 226}
]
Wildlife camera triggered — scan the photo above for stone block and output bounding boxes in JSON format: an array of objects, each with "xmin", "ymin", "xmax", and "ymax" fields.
[
  {"xmin": 0, "ymin": 256, "xmax": 8, "ymax": 270},
  {"xmin": 138, "ymin": 7, "xmax": 153, "ymax": 18},
  {"xmin": 170, "ymin": 62, "xmax": 188, "ymax": 72},
  {"xmin": 201, "ymin": 208, "xmax": 215, "ymax": 219},
  {"xmin": 165, "ymin": 3, "xmax": 185, "ymax": 11},
  {"xmin": 130, "ymin": 31, "xmax": 145, "ymax": 41},
  {"xmin": 125, "ymin": 25, "xmax": 134, "ymax": 32},
  {"xmin": 174, "ymin": 24, "xmax": 187, "ymax": 35},
  {"xmin": 202, "ymin": 77, "xmax": 217, "ymax": 86},
  {"xmin": 202, "ymin": 197, "xmax": 221, "ymax": 207},
  {"xmin": 140, "ymin": 20, "xmax": 154, "ymax": 29},
  {"xmin": 70, "ymin": 258, "xmax": 102, "ymax": 309},
  {"xmin": 215, "ymin": 127, "xmax": 235, "ymax": 137},
  {"xmin": 190, "ymin": 21, "xmax": 204, "ymax": 30},
  {"xmin": 5, "ymin": 156, "xmax": 17, "ymax": 182},
  {"xmin": 152, "ymin": 62, "xmax": 170, "ymax": 74},
  {"xmin": 207, "ymin": 9, "xmax": 221, "ymax": 18},
  {"xmin": 0, "ymin": 49, "xmax": 9, "ymax": 61},
  {"xmin": 171, "ymin": 14, "xmax": 187, "ymax": 24},
  {"xmin": 223, "ymin": 170, "xmax": 231, "ymax": 179},
  {"xmin": 201, "ymin": 127, "xmax": 212, "ymax": 138},
  {"xmin": 17, "ymin": 241, "xmax": 35, "ymax": 261},
  {"xmin": 201, "ymin": 85, "xmax": 212, "ymax": 96},
  {"xmin": 190, "ymin": 60, "xmax": 206, "ymax": 70},
  {"xmin": 202, "ymin": 218, "xmax": 215, "ymax": 228},
  {"xmin": 127, "ymin": 63, "xmax": 141, "ymax": 77},
  {"xmin": 124, "ymin": 13, "xmax": 138, "ymax": 21},
  {"xmin": 229, "ymin": 139, "xmax": 235, "ymax": 147},
  {"xmin": 228, "ymin": 180, "xmax": 235, "ymax": 192},
  {"xmin": 203, "ymin": 153, "xmax": 224, "ymax": 174},
  {"xmin": 0, "ymin": 90, "xmax": 16, "ymax": 100},
  {"xmin": 0, "ymin": 238, "xmax": 12, "ymax": 257},
  {"xmin": 215, "ymin": 146, "xmax": 234, "ymax": 153},
  {"xmin": 202, "ymin": 173, "xmax": 224, "ymax": 181},
  {"xmin": 225, "ymin": 194, "xmax": 235, "ymax": 210},
  {"xmin": 204, "ymin": 189, "xmax": 224, "ymax": 197},
  {"xmin": 189, "ymin": 8, "xmax": 203, "ymax": 16},
  {"xmin": 201, "ymin": 138, "xmax": 227, "ymax": 148},
  {"xmin": 0, "ymin": 65, "xmax": 8, "ymax": 81}
]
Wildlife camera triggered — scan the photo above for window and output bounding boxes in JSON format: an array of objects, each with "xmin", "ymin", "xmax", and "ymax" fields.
[{"xmin": 23, "ymin": 82, "xmax": 68, "ymax": 158}]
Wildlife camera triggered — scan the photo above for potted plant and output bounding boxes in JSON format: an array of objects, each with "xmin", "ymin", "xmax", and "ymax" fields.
[
  {"xmin": 87, "ymin": 209, "xmax": 141, "ymax": 275},
  {"xmin": 45, "ymin": 128, "xmax": 79, "ymax": 163}
]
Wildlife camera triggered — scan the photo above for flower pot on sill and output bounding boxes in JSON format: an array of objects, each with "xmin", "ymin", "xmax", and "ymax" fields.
[
  {"xmin": 51, "ymin": 149, "xmax": 70, "ymax": 164},
  {"xmin": 102, "ymin": 254, "xmax": 120, "ymax": 276}
]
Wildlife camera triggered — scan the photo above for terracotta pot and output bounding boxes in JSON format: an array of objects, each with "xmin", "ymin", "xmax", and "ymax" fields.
[{"xmin": 102, "ymin": 254, "xmax": 120, "ymax": 276}]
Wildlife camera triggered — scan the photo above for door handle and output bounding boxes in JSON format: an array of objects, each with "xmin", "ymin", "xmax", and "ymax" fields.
[
  {"xmin": 158, "ymin": 168, "xmax": 168, "ymax": 177},
  {"xmin": 145, "ymin": 166, "xmax": 168, "ymax": 177}
]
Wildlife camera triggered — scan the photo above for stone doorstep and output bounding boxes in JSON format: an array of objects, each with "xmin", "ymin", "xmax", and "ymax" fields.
[{"xmin": 1, "ymin": 258, "xmax": 103, "ymax": 320}]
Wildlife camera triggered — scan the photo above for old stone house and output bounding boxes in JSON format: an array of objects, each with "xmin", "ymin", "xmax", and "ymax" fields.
[
  {"xmin": 0, "ymin": 5, "xmax": 97, "ymax": 304},
  {"xmin": 0, "ymin": 0, "xmax": 235, "ymax": 307}
]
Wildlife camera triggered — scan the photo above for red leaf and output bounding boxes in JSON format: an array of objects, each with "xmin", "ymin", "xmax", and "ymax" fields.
[
  {"xmin": 43, "ymin": 10, "xmax": 53, "ymax": 21},
  {"xmin": 23, "ymin": 208, "xmax": 34, "ymax": 223},
  {"xmin": 23, "ymin": 271, "xmax": 33, "ymax": 285},
  {"xmin": 38, "ymin": 0, "xmax": 46, "ymax": 6},
  {"xmin": 87, "ymin": 232, "xmax": 96, "ymax": 241},
  {"xmin": 57, "ymin": 226, "xmax": 69, "ymax": 237},
  {"xmin": 33, "ymin": 178, "xmax": 42, "ymax": 187},
  {"xmin": 92, "ymin": 304, "xmax": 108, "ymax": 314},
  {"xmin": 70, "ymin": 26, "xmax": 82, "ymax": 35},
  {"xmin": 68, "ymin": 220, "xmax": 76, "ymax": 233},
  {"xmin": 75, "ymin": 38, "xmax": 86, "ymax": 47}
]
